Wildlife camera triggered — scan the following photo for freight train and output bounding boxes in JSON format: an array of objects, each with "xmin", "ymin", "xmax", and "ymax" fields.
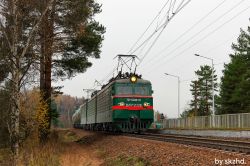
[{"xmin": 72, "ymin": 72, "xmax": 154, "ymax": 132}]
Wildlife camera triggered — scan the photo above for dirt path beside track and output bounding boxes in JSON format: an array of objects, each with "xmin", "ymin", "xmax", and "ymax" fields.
[{"xmin": 59, "ymin": 129, "xmax": 104, "ymax": 166}]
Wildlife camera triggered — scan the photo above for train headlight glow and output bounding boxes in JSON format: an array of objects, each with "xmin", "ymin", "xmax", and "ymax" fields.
[
  {"xmin": 118, "ymin": 102, "xmax": 125, "ymax": 106},
  {"xmin": 143, "ymin": 102, "xmax": 150, "ymax": 107},
  {"xmin": 130, "ymin": 75, "xmax": 137, "ymax": 83}
]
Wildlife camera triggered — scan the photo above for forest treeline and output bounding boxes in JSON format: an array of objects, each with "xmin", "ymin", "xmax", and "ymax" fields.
[
  {"xmin": 182, "ymin": 26, "xmax": 250, "ymax": 117},
  {"xmin": 55, "ymin": 95, "xmax": 85, "ymax": 128}
]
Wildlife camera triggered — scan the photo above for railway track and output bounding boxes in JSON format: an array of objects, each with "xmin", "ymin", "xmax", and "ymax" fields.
[{"xmin": 122, "ymin": 132, "xmax": 250, "ymax": 154}]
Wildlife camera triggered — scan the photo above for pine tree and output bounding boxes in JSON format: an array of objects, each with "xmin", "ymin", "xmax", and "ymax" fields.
[
  {"xmin": 35, "ymin": 0, "xmax": 105, "ymax": 138},
  {"xmin": 189, "ymin": 80, "xmax": 199, "ymax": 116},
  {"xmin": 218, "ymin": 27, "xmax": 250, "ymax": 114},
  {"xmin": 232, "ymin": 70, "xmax": 250, "ymax": 112},
  {"xmin": 189, "ymin": 65, "xmax": 218, "ymax": 116}
]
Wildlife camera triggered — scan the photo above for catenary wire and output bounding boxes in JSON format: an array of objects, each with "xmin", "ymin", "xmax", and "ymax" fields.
[
  {"xmin": 130, "ymin": 0, "xmax": 191, "ymax": 55},
  {"xmin": 92, "ymin": 0, "xmax": 192, "ymax": 89},
  {"xmin": 170, "ymin": 35, "xmax": 235, "ymax": 73},
  {"xmin": 135, "ymin": 0, "xmax": 192, "ymax": 65},
  {"xmin": 95, "ymin": 0, "xmax": 175, "ymax": 88},
  {"xmin": 142, "ymin": 0, "xmax": 246, "ymax": 71},
  {"xmin": 144, "ymin": 5, "xmax": 250, "ymax": 74},
  {"xmin": 127, "ymin": 0, "xmax": 171, "ymax": 54},
  {"xmin": 141, "ymin": 0, "xmax": 228, "ymax": 67}
]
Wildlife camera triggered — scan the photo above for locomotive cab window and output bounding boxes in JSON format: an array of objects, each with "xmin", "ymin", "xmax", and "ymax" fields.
[
  {"xmin": 115, "ymin": 83, "xmax": 151, "ymax": 96},
  {"xmin": 116, "ymin": 84, "xmax": 133, "ymax": 95},
  {"xmin": 134, "ymin": 85, "xmax": 150, "ymax": 96}
]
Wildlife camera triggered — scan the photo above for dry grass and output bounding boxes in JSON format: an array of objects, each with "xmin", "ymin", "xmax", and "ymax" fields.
[
  {"xmin": 1, "ymin": 129, "xmax": 103, "ymax": 166},
  {"xmin": 19, "ymin": 130, "xmax": 62, "ymax": 166},
  {"xmin": 0, "ymin": 148, "xmax": 12, "ymax": 166},
  {"xmin": 59, "ymin": 130, "xmax": 103, "ymax": 166},
  {"xmin": 104, "ymin": 155, "xmax": 150, "ymax": 166},
  {"xmin": 23, "ymin": 143, "xmax": 61, "ymax": 166},
  {"xmin": 2, "ymin": 129, "xmax": 151, "ymax": 166},
  {"xmin": 21, "ymin": 129, "xmax": 103, "ymax": 166}
]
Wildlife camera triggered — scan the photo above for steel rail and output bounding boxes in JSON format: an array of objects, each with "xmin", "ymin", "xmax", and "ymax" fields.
[{"xmin": 121, "ymin": 133, "xmax": 250, "ymax": 154}]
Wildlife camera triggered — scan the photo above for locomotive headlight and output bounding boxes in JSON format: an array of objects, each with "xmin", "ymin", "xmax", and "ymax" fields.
[
  {"xmin": 143, "ymin": 102, "xmax": 150, "ymax": 107},
  {"xmin": 118, "ymin": 102, "xmax": 125, "ymax": 106},
  {"xmin": 130, "ymin": 75, "xmax": 137, "ymax": 83}
]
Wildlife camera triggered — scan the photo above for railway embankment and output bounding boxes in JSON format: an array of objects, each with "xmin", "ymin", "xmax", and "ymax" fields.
[
  {"xmin": 1, "ymin": 129, "xmax": 249, "ymax": 165},
  {"xmin": 86, "ymin": 130, "xmax": 250, "ymax": 166},
  {"xmin": 61, "ymin": 129, "xmax": 250, "ymax": 165},
  {"xmin": 160, "ymin": 129, "xmax": 250, "ymax": 138}
]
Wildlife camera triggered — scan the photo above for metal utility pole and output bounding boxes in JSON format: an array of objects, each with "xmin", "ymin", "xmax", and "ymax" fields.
[
  {"xmin": 194, "ymin": 81, "xmax": 198, "ymax": 116},
  {"xmin": 194, "ymin": 54, "xmax": 215, "ymax": 127},
  {"xmin": 164, "ymin": 73, "xmax": 180, "ymax": 118}
]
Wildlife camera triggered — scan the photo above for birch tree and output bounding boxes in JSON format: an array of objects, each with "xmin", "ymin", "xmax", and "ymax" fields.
[{"xmin": 0, "ymin": 0, "xmax": 55, "ymax": 163}]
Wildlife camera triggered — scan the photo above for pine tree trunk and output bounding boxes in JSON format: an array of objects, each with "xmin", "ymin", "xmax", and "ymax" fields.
[
  {"xmin": 194, "ymin": 81, "xmax": 198, "ymax": 116},
  {"xmin": 205, "ymin": 79, "xmax": 209, "ymax": 115},
  {"xmin": 45, "ymin": 0, "xmax": 55, "ymax": 129},
  {"xmin": 39, "ymin": 0, "xmax": 55, "ymax": 140}
]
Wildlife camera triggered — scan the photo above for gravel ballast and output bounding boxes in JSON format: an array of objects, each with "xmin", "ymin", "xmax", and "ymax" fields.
[{"xmin": 72, "ymin": 129, "xmax": 250, "ymax": 166}]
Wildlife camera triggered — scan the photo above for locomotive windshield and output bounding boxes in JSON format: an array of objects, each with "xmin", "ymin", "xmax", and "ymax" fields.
[
  {"xmin": 134, "ymin": 85, "xmax": 150, "ymax": 95},
  {"xmin": 116, "ymin": 85, "xmax": 133, "ymax": 95},
  {"xmin": 116, "ymin": 84, "xmax": 151, "ymax": 96}
]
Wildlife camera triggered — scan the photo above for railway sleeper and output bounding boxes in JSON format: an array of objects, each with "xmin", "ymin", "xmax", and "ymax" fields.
[{"xmin": 127, "ymin": 134, "xmax": 250, "ymax": 154}]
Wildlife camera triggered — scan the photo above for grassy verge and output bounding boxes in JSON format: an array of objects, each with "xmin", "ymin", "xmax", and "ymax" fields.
[
  {"xmin": 0, "ymin": 145, "xmax": 59, "ymax": 166},
  {"xmin": 60, "ymin": 129, "xmax": 79, "ymax": 142},
  {"xmin": 0, "ymin": 148, "xmax": 12, "ymax": 165},
  {"xmin": 1, "ymin": 129, "xmax": 82, "ymax": 166},
  {"xmin": 95, "ymin": 147, "xmax": 150, "ymax": 166},
  {"xmin": 19, "ymin": 131, "xmax": 62, "ymax": 166}
]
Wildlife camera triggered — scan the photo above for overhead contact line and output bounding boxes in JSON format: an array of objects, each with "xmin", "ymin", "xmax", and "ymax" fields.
[
  {"xmin": 145, "ymin": 3, "xmax": 250, "ymax": 74},
  {"xmin": 141, "ymin": 0, "xmax": 228, "ymax": 68}
]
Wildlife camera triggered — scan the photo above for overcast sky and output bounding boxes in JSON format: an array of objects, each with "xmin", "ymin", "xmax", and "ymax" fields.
[{"xmin": 55, "ymin": 0, "xmax": 250, "ymax": 118}]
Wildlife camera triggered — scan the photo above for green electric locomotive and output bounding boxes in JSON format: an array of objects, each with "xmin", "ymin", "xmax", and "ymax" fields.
[{"xmin": 73, "ymin": 73, "xmax": 154, "ymax": 132}]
